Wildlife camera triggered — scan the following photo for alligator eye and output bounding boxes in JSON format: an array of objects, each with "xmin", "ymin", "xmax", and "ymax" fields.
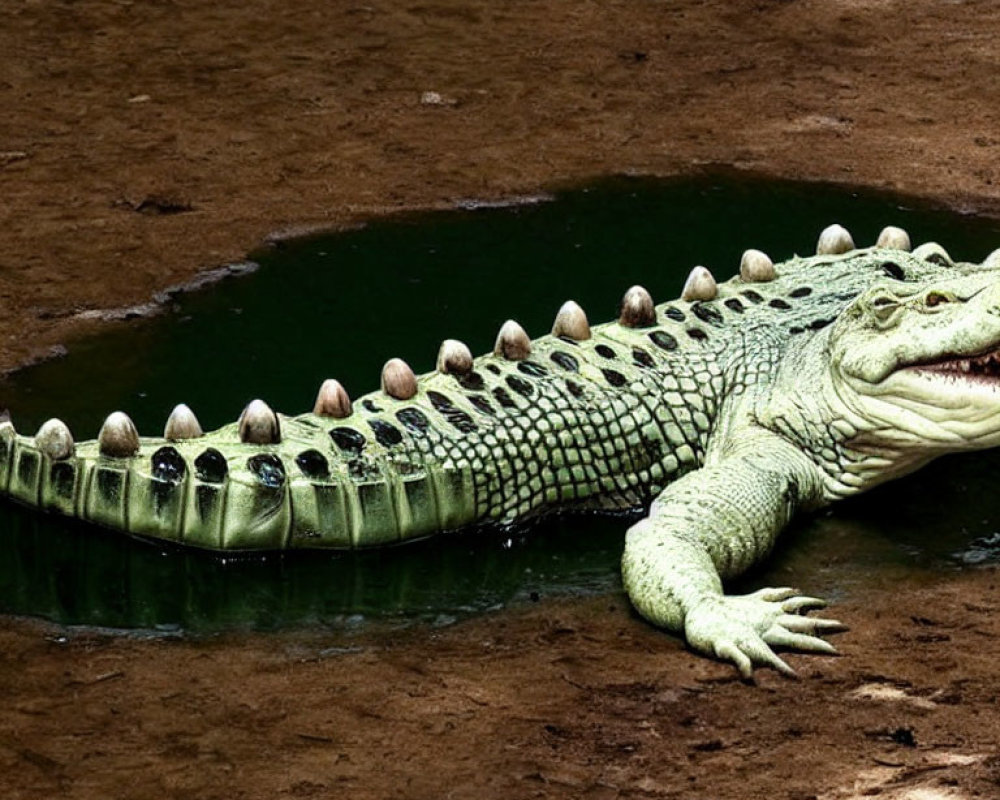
[
  {"xmin": 926, "ymin": 291, "xmax": 951, "ymax": 307},
  {"xmin": 870, "ymin": 294, "xmax": 900, "ymax": 322}
]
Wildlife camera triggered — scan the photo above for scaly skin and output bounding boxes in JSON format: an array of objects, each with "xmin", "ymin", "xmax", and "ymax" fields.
[{"xmin": 4, "ymin": 224, "xmax": 1000, "ymax": 678}]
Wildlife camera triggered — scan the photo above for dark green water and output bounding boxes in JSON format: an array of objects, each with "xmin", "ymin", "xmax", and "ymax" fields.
[{"xmin": 2, "ymin": 175, "xmax": 1000, "ymax": 632}]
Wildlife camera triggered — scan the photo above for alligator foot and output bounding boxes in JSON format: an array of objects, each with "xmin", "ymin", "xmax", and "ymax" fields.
[{"xmin": 684, "ymin": 587, "xmax": 848, "ymax": 680}]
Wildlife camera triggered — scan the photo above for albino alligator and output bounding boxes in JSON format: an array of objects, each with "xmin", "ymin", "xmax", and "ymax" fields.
[{"xmin": 2, "ymin": 223, "xmax": 997, "ymax": 678}]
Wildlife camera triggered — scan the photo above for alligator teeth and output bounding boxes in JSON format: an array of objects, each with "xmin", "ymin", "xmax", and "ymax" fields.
[
  {"xmin": 816, "ymin": 224, "xmax": 855, "ymax": 255},
  {"xmin": 618, "ymin": 285, "xmax": 656, "ymax": 328},
  {"xmin": 876, "ymin": 226, "xmax": 912, "ymax": 251},
  {"xmin": 983, "ymin": 248, "xmax": 1000, "ymax": 270},
  {"xmin": 436, "ymin": 339, "xmax": 473, "ymax": 376},
  {"xmin": 739, "ymin": 249, "xmax": 775, "ymax": 282},
  {"xmin": 551, "ymin": 300, "xmax": 591, "ymax": 341},
  {"xmin": 494, "ymin": 319, "xmax": 531, "ymax": 360},
  {"xmin": 36, "ymin": 418, "xmax": 74, "ymax": 460},
  {"xmin": 164, "ymin": 404, "xmax": 203, "ymax": 440},
  {"xmin": 381, "ymin": 358, "xmax": 418, "ymax": 400},
  {"xmin": 681, "ymin": 266, "xmax": 717, "ymax": 302},
  {"xmin": 912, "ymin": 242, "xmax": 953, "ymax": 267},
  {"xmin": 98, "ymin": 411, "xmax": 140, "ymax": 457},
  {"xmin": 238, "ymin": 399, "xmax": 281, "ymax": 444},
  {"xmin": 313, "ymin": 379, "xmax": 353, "ymax": 418},
  {"xmin": 917, "ymin": 348, "xmax": 1000, "ymax": 378}
]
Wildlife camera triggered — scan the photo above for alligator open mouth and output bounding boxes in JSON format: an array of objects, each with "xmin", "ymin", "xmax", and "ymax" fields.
[{"xmin": 907, "ymin": 347, "xmax": 1000, "ymax": 382}]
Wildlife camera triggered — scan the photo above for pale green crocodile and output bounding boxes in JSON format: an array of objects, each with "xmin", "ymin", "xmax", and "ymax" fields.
[{"xmin": 2, "ymin": 222, "xmax": 999, "ymax": 678}]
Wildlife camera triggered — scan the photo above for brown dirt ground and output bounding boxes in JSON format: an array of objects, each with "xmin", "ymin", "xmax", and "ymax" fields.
[{"xmin": 2, "ymin": 0, "xmax": 1000, "ymax": 797}]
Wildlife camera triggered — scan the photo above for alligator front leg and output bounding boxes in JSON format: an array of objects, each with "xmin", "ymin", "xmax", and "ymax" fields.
[{"xmin": 621, "ymin": 432, "xmax": 847, "ymax": 678}]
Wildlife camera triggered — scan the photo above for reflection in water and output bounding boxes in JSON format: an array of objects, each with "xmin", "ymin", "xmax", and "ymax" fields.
[
  {"xmin": 0, "ymin": 501, "xmax": 632, "ymax": 632},
  {"xmin": 1, "ymin": 175, "xmax": 999, "ymax": 631}
]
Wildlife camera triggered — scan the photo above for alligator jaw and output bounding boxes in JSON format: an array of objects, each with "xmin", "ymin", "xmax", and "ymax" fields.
[{"xmin": 906, "ymin": 346, "xmax": 1000, "ymax": 385}]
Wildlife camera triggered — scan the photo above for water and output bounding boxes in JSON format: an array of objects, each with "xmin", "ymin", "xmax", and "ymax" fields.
[{"xmin": 2, "ymin": 174, "xmax": 1000, "ymax": 632}]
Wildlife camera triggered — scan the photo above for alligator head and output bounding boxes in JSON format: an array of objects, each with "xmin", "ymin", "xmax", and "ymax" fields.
[{"xmin": 774, "ymin": 246, "xmax": 1000, "ymax": 496}]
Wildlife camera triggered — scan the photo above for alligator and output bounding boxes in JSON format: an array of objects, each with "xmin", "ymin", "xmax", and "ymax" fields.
[{"xmin": 2, "ymin": 222, "xmax": 998, "ymax": 678}]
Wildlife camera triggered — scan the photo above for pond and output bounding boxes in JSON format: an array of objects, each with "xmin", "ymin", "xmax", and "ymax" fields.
[{"xmin": 2, "ymin": 174, "xmax": 999, "ymax": 632}]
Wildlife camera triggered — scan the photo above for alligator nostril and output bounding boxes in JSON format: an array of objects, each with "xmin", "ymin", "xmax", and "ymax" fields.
[{"xmin": 926, "ymin": 292, "xmax": 951, "ymax": 308}]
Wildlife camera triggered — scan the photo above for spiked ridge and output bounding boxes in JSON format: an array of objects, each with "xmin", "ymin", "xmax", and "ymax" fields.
[{"xmin": 3, "ymin": 223, "xmax": 999, "ymax": 677}]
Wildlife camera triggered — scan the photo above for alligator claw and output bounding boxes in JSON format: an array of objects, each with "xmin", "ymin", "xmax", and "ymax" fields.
[
  {"xmin": 685, "ymin": 587, "xmax": 846, "ymax": 679},
  {"xmin": 780, "ymin": 595, "xmax": 828, "ymax": 613},
  {"xmin": 777, "ymin": 613, "xmax": 849, "ymax": 635},
  {"xmin": 764, "ymin": 628, "xmax": 839, "ymax": 655}
]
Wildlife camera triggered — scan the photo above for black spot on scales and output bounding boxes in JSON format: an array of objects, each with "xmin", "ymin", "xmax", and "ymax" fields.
[
  {"xmin": 686, "ymin": 329, "xmax": 708, "ymax": 341},
  {"xmin": 330, "ymin": 427, "xmax": 366, "ymax": 455},
  {"xmin": 369, "ymin": 419, "xmax": 403, "ymax": 447},
  {"xmin": 506, "ymin": 375, "xmax": 534, "ymax": 398},
  {"xmin": 296, "ymin": 449, "xmax": 330, "ymax": 479},
  {"xmin": 789, "ymin": 287, "xmax": 813, "ymax": 298},
  {"xmin": 601, "ymin": 368, "xmax": 627, "ymax": 387},
  {"xmin": 724, "ymin": 298, "xmax": 744, "ymax": 313},
  {"xmin": 396, "ymin": 407, "xmax": 431, "ymax": 433},
  {"xmin": 769, "ymin": 298, "xmax": 792, "ymax": 310},
  {"xmin": 151, "ymin": 446, "xmax": 186, "ymax": 484},
  {"xmin": 595, "ymin": 344, "xmax": 618, "ymax": 360},
  {"xmin": 151, "ymin": 446, "xmax": 185, "ymax": 513},
  {"xmin": 361, "ymin": 399, "xmax": 383, "ymax": 414},
  {"xmin": 882, "ymin": 262, "xmax": 905, "ymax": 280},
  {"xmin": 195, "ymin": 448, "xmax": 228, "ymax": 483},
  {"xmin": 740, "ymin": 289, "xmax": 764, "ymax": 303},
  {"xmin": 428, "ymin": 390, "xmax": 478, "ymax": 433},
  {"xmin": 632, "ymin": 347, "xmax": 655, "ymax": 368},
  {"xmin": 691, "ymin": 303, "xmax": 723, "ymax": 326},
  {"xmin": 196, "ymin": 486, "xmax": 219, "ymax": 521},
  {"xmin": 96, "ymin": 468, "xmax": 123, "ymax": 504},
  {"xmin": 550, "ymin": 351, "xmax": 579, "ymax": 371},
  {"xmin": 457, "ymin": 371, "xmax": 485, "ymax": 391},
  {"xmin": 468, "ymin": 395, "xmax": 496, "ymax": 416},
  {"xmin": 492, "ymin": 386, "xmax": 517, "ymax": 409},
  {"xmin": 649, "ymin": 331, "xmax": 678, "ymax": 351},
  {"xmin": 16, "ymin": 451, "xmax": 37, "ymax": 489},
  {"xmin": 662, "ymin": 306, "xmax": 685, "ymax": 322},
  {"xmin": 50, "ymin": 462, "xmax": 75, "ymax": 499},
  {"xmin": 248, "ymin": 454, "xmax": 285, "ymax": 489},
  {"xmin": 517, "ymin": 360, "xmax": 548, "ymax": 377}
]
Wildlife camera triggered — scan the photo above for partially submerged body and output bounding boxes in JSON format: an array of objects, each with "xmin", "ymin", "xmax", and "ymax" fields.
[{"xmin": 4, "ymin": 224, "xmax": 999, "ymax": 677}]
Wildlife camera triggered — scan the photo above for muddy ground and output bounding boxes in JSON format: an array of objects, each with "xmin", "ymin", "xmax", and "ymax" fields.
[{"xmin": 2, "ymin": 0, "xmax": 1000, "ymax": 797}]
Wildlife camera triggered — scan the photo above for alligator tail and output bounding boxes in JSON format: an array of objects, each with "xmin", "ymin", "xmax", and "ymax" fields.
[{"xmin": 0, "ymin": 412, "xmax": 477, "ymax": 551}]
